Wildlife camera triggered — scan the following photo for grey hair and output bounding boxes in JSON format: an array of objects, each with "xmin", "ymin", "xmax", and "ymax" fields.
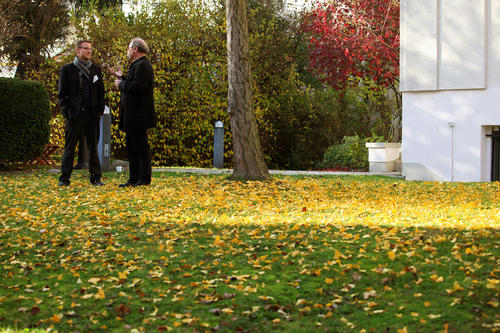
[{"xmin": 130, "ymin": 38, "xmax": 149, "ymax": 54}]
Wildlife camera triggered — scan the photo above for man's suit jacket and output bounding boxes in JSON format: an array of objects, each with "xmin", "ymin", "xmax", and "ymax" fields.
[
  {"xmin": 118, "ymin": 56, "xmax": 157, "ymax": 131},
  {"xmin": 58, "ymin": 63, "xmax": 105, "ymax": 119}
]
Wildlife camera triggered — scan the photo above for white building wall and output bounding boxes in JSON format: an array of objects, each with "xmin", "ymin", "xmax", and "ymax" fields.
[
  {"xmin": 401, "ymin": 0, "xmax": 500, "ymax": 182},
  {"xmin": 402, "ymin": 90, "xmax": 500, "ymax": 181}
]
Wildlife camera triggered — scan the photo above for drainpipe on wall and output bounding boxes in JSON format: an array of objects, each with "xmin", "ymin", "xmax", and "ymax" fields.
[{"xmin": 448, "ymin": 122, "xmax": 455, "ymax": 182}]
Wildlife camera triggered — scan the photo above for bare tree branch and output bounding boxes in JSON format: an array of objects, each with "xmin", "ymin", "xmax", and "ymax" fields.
[{"xmin": 0, "ymin": 0, "xmax": 27, "ymax": 52}]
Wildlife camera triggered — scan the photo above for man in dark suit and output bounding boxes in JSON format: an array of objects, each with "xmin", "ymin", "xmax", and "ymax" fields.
[
  {"xmin": 111, "ymin": 38, "xmax": 156, "ymax": 187},
  {"xmin": 58, "ymin": 39, "xmax": 105, "ymax": 186}
]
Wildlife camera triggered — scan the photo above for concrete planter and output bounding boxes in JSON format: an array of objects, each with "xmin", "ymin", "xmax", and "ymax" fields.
[{"xmin": 365, "ymin": 142, "xmax": 401, "ymax": 172}]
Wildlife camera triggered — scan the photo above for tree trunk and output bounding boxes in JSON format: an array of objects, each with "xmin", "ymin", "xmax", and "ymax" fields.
[
  {"xmin": 14, "ymin": 53, "xmax": 30, "ymax": 80},
  {"xmin": 226, "ymin": 0, "xmax": 270, "ymax": 180},
  {"xmin": 388, "ymin": 86, "xmax": 402, "ymax": 143}
]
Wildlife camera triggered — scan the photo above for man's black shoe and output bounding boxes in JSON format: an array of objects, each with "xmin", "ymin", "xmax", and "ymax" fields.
[
  {"xmin": 119, "ymin": 181, "xmax": 136, "ymax": 188},
  {"xmin": 91, "ymin": 180, "xmax": 105, "ymax": 186},
  {"xmin": 135, "ymin": 180, "xmax": 150, "ymax": 186},
  {"xmin": 58, "ymin": 180, "xmax": 69, "ymax": 186}
]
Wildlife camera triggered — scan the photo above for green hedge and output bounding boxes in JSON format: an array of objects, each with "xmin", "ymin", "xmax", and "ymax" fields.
[{"xmin": 0, "ymin": 78, "xmax": 51, "ymax": 163}]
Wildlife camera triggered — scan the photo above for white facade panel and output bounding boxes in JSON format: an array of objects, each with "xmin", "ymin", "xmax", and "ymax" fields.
[
  {"xmin": 489, "ymin": 0, "xmax": 500, "ymax": 89},
  {"xmin": 400, "ymin": 0, "xmax": 487, "ymax": 91},
  {"xmin": 400, "ymin": 0, "xmax": 438, "ymax": 91},
  {"xmin": 439, "ymin": 0, "xmax": 486, "ymax": 90}
]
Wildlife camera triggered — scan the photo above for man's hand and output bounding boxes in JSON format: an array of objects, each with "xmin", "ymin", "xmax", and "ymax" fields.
[
  {"xmin": 114, "ymin": 79, "xmax": 122, "ymax": 89},
  {"xmin": 109, "ymin": 66, "xmax": 122, "ymax": 78}
]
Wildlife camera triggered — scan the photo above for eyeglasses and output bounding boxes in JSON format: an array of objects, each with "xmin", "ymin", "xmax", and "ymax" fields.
[{"xmin": 79, "ymin": 47, "xmax": 92, "ymax": 51}]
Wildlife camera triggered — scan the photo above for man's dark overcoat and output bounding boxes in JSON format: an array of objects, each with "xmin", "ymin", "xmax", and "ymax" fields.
[{"xmin": 118, "ymin": 56, "xmax": 156, "ymax": 131}]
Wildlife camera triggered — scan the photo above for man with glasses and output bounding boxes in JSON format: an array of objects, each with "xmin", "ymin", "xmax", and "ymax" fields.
[
  {"xmin": 58, "ymin": 39, "xmax": 105, "ymax": 186},
  {"xmin": 110, "ymin": 38, "xmax": 156, "ymax": 187}
]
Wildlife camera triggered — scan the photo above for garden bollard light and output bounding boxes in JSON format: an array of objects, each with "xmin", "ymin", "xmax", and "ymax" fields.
[
  {"xmin": 98, "ymin": 106, "xmax": 111, "ymax": 171},
  {"xmin": 213, "ymin": 121, "xmax": 224, "ymax": 169}
]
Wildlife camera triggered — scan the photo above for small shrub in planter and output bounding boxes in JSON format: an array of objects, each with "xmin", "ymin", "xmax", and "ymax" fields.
[{"xmin": 319, "ymin": 135, "xmax": 369, "ymax": 171}]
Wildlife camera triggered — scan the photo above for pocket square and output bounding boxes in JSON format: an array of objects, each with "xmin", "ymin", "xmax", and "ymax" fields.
[{"xmin": 93, "ymin": 75, "xmax": 99, "ymax": 83}]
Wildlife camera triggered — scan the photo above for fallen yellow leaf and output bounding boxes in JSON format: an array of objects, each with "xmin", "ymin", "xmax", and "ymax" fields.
[
  {"xmin": 50, "ymin": 314, "xmax": 62, "ymax": 323},
  {"xmin": 214, "ymin": 235, "xmax": 225, "ymax": 247},
  {"xmin": 88, "ymin": 277, "xmax": 101, "ymax": 285}
]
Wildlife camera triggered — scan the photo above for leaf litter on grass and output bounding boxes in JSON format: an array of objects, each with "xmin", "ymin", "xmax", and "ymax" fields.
[{"xmin": 0, "ymin": 171, "xmax": 498, "ymax": 332}]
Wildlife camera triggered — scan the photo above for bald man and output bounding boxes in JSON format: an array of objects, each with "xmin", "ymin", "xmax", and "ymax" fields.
[{"xmin": 111, "ymin": 38, "xmax": 157, "ymax": 187}]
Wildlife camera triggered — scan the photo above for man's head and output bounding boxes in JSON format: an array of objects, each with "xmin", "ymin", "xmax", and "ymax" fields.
[
  {"xmin": 76, "ymin": 40, "xmax": 92, "ymax": 62},
  {"xmin": 127, "ymin": 38, "xmax": 149, "ymax": 63}
]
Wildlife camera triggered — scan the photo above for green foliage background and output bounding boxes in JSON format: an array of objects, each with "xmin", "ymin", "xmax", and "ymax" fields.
[
  {"xmin": 26, "ymin": 0, "xmax": 393, "ymax": 169},
  {"xmin": 0, "ymin": 78, "xmax": 51, "ymax": 163}
]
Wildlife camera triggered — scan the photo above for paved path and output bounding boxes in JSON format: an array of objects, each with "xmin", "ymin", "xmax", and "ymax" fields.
[
  {"xmin": 48, "ymin": 163, "xmax": 401, "ymax": 178},
  {"xmin": 153, "ymin": 167, "xmax": 402, "ymax": 178}
]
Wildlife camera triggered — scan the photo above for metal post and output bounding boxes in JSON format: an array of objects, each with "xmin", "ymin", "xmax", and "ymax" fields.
[
  {"xmin": 448, "ymin": 122, "xmax": 454, "ymax": 182},
  {"xmin": 213, "ymin": 121, "xmax": 224, "ymax": 168},
  {"xmin": 98, "ymin": 106, "xmax": 111, "ymax": 171}
]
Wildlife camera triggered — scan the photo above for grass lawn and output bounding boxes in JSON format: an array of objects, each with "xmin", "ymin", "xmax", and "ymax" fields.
[{"xmin": 0, "ymin": 170, "xmax": 499, "ymax": 332}]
